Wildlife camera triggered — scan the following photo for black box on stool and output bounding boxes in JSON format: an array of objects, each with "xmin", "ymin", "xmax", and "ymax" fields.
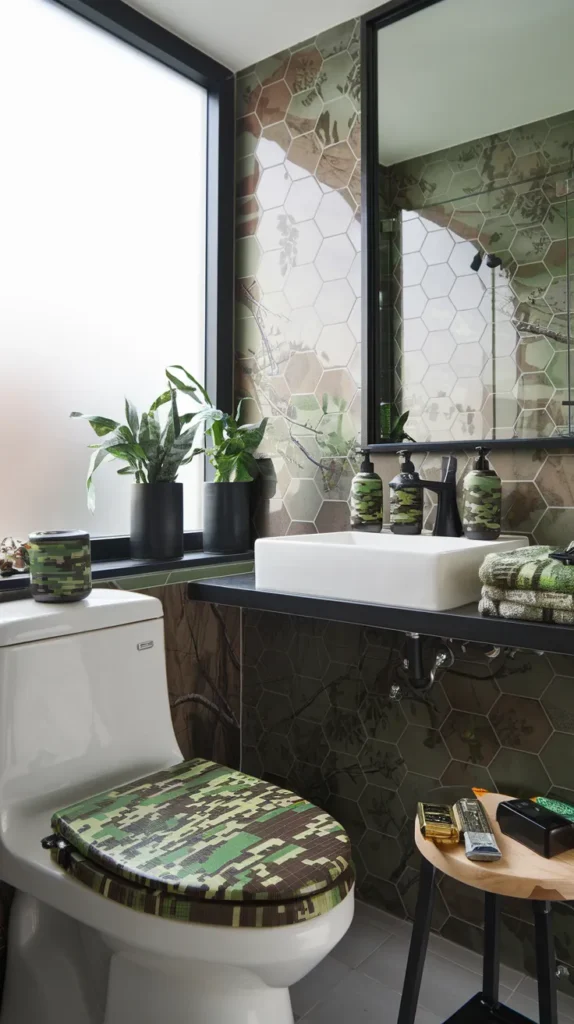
[{"xmin": 496, "ymin": 799, "xmax": 574, "ymax": 858}]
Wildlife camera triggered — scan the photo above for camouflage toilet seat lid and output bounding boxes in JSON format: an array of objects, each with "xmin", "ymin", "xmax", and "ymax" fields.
[{"xmin": 50, "ymin": 759, "xmax": 353, "ymax": 906}]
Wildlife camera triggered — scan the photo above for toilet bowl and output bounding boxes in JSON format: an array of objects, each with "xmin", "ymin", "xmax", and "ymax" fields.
[{"xmin": 0, "ymin": 591, "xmax": 354, "ymax": 1023}]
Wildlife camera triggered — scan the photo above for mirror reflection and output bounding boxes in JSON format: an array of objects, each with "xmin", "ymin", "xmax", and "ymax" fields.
[{"xmin": 376, "ymin": 0, "xmax": 574, "ymax": 444}]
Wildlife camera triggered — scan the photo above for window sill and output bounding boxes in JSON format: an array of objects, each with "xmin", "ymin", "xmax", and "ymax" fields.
[{"xmin": 0, "ymin": 550, "xmax": 254, "ymax": 597}]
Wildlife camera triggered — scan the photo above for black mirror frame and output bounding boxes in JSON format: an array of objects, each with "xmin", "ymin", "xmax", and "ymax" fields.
[{"xmin": 360, "ymin": 0, "xmax": 574, "ymax": 454}]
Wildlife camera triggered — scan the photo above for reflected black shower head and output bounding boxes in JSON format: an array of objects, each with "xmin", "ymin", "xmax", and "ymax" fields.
[
  {"xmin": 486, "ymin": 253, "xmax": 503, "ymax": 268},
  {"xmin": 470, "ymin": 252, "xmax": 483, "ymax": 272}
]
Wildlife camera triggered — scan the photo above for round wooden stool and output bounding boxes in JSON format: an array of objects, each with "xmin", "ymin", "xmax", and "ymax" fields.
[{"xmin": 398, "ymin": 793, "xmax": 574, "ymax": 1024}]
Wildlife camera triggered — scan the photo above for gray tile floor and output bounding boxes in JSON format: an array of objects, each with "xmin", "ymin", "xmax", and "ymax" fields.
[{"xmin": 290, "ymin": 901, "xmax": 574, "ymax": 1023}]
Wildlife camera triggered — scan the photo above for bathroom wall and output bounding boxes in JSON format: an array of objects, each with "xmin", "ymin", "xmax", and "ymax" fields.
[
  {"xmin": 235, "ymin": 20, "xmax": 362, "ymax": 536},
  {"xmin": 241, "ymin": 608, "xmax": 574, "ymax": 989},
  {"xmin": 386, "ymin": 111, "xmax": 574, "ymax": 444},
  {"xmin": 234, "ymin": 23, "xmax": 574, "ymax": 544}
]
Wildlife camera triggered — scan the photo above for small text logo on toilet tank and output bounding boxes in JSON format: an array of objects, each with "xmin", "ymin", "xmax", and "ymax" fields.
[{"xmin": 137, "ymin": 641, "xmax": 154, "ymax": 651}]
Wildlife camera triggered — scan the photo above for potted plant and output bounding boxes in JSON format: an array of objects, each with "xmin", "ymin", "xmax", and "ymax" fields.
[
  {"xmin": 166, "ymin": 366, "xmax": 267, "ymax": 554},
  {"xmin": 71, "ymin": 384, "xmax": 203, "ymax": 561}
]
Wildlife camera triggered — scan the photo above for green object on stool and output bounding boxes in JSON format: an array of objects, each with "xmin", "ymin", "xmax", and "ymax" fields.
[{"xmin": 29, "ymin": 530, "xmax": 92, "ymax": 603}]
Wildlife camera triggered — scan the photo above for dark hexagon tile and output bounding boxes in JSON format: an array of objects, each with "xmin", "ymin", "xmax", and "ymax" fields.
[
  {"xmin": 542, "ymin": 677, "xmax": 574, "ymax": 734},
  {"xmin": 402, "ymin": 681, "xmax": 450, "ymax": 730},
  {"xmin": 494, "ymin": 651, "xmax": 553, "ymax": 699},
  {"xmin": 242, "ymin": 623, "xmax": 262, "ymax": 668},
  {"xmin": 500, "ymin": 914, "xmax": 536, "ymax": 978},
  {"xmin": 323, "ymin": 706, "xmax": 367, "ymax": 755},
  {"xmin": 258, "ymin": 731, "xmax": 295, "ymax": 779},
  {"xmin": 441, "ymin": 711, "xmax": 499, "ymax": 766},
  {"xmin": 359, "ymin": 829, "xmax": 406, "ymax": 882},
  {"xmin": 324, "ymin": 792, "xmax": 366, "ymax": 847},
  {"xmin": 550, "ymin": 903, "xmax": 574, "ymax": 978},
  {"xmin": 322, "ymin": 620, "xmax": 364, "ymax": 665},
  {"xmin": 441, "ymin": 665, "xmax": 500, "ymax": 714},
  {"xmin": 289, "ymin": 673, "xmax": 330, "ymax": 723},
  {"xmin": 242, "ymin": 706, "xmax": 263, "ymax": 749},
  {"xmin": 540, "ymin": 732, "xmax": 574, "ymax": 790},
  {"xmin": 324, "ymin": 662, "xmax": 365, "ymax": 712},
  {"xmin": 241, "ymin": 745, "xmax": 263, "ymax": 778},
  {"xmin": 398, "ymin": 724, "xmax": 451, "ymax": 778},
  {"xmin": 440, "ymin": 876, "xmax": 484, "ymax": 927},
  {"xmin": 489, "ymin": 748, "xmax": 550, "ymax": 797},
  {"xmin": 255, "ymin": 610, "xmax": 292, "ymax": 651},
  {"xmin": 242, "ymin": 664, "xmax": 262, "ymax": 709},
  {"xmin": 288, "ymin": 760, "xmax": 330, "ymax": 809},
  {"xmin": 399, "ymin": 866, "xmax": 449, "ymax": 930},
  {"xmin": 323, "ymin": 749, "xmax": 367, "ymax": 801},
  {"xmin": 256, "ymin": 690, "xmax": 293, "ymax": 734},
  {"xmin": 257, "ymin": 646, "xmax": 295, "ymax": 695},
  {"xmin": 489, "ymin": 694, "xmax": 552, "ymax": 753},
  {"xmin": 440, "ymin": 759, "xmax": 495, "ymax": 793},
  {"xmin": 360, "ymin": 738, "xmax": 407, "ymax": 791},
  {"xmin": 288, "ymin": 631, "xmax": 328, "ymax": 679},
  {"xmin": 357, "ymin": 875, "xmax": 405, "ymax": 918},
  {"xmin": 398, "ymin": 771, "xmax": 441, "ymax": 819},
  {"xmin": 288, "ymin": 718, "xmax": 330, "ymax": 766},
  {"xmin": 359, "ymin": 784, "xmax": 407, "ymax": 836},
  {"xmin": 290, "ymin": 614, "xmax": 327, "ymax": 638},
  {"xmin": 359, "ymin": 693, "xmax": 407, "ymax": 743}
]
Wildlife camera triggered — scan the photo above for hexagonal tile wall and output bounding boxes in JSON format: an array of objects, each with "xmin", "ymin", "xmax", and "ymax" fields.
[
  {"xmin": 241, "ymin": 610, "xmax": 574, "ymax": 990},
  {"xmin": 236, "ymin": 20, "xmax": 361, "ymax": 538},
  {"xmin": 386, "ymin": 109, "xmax": 574, "ymax": 443}
]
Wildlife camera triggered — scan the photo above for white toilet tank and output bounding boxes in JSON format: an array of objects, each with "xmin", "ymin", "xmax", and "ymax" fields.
[{"xmin": 0, "ymin": 590, "xmax": 182, "ymax": 814}]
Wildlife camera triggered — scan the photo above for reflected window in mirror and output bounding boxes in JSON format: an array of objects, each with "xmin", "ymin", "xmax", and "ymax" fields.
[{"xmin": 372, "ymin": 0, "xmax": 574, "ymax": 446}]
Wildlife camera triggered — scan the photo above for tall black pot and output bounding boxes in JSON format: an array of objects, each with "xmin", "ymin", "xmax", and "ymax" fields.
[
  {"xmin": 130, "ymin": 483, "xmax": 184, "ymax": 561},
  {"xmin": 203, "ymin": 481, "xmax": 251, "ymax": 554}
]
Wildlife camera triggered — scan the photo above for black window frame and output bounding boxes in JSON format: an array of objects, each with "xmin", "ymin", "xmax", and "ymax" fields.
[{"xmin": 48, "ymin": 0, "xmax": 235, "ymax": 558}]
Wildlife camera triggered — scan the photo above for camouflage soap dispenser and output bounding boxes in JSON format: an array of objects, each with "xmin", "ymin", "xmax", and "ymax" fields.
[
  {"xmin": 389, "ymin": 450, "xmax": 423, "ymax": 535},
  {"xmin": 350, "ymin": 451, "xmax": 383, "ymax": 532},
  {"xmin": 462, "ymin": 447, "xmax": 501, "ymax": 540}
]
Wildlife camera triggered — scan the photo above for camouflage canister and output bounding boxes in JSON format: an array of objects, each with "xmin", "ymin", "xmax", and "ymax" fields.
[
  {"xmin": 29, "ymin": 530, "xmax": 92, "ymax": 603},
  {"xmin": 389, "ymin": 451, "xmax": 423, "ymax": 535},
  {"xmin": 350, "ymin": 453, "xmax": 383, "ymax": 532},
  {"xmin": 462, "ymin": 448, "xmax": 501, "ymax": 541}
]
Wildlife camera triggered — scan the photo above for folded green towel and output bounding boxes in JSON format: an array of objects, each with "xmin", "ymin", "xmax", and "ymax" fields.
[
  {"xmin": 482, "ymin": 584, "xmax": 574, "ymax": 611},
  {"xmin": 479, "ymin": 590, "xmax": 574, "ymax": 625},
  {"xmin": 479, "ymin": 544, "xmax": 574, "ymax": 594}
]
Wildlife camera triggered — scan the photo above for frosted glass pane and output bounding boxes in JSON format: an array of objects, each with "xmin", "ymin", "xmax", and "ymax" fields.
[{"xmin": 0, "ymin": 0, "xmax": 206, "ymax": 539}]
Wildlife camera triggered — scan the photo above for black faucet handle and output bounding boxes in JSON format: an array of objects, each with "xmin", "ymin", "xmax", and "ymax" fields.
[{"xmin": 441, "ymin": 455, "xmax": 458, "ymax": 484}]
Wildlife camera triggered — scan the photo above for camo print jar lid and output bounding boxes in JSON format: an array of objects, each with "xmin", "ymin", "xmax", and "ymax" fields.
[
  {"xmin": 49, "ymin": 759, "xmax": 353, "ymax": 906},
  {"xmin": 29, "ymin": 530, "xmax": 91, "ymax": 604}
]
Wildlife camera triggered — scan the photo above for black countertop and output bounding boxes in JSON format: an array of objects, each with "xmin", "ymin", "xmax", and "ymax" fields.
[{"xmin": 187, "ymin": 573, "xmax": 574, "ymax": 655}]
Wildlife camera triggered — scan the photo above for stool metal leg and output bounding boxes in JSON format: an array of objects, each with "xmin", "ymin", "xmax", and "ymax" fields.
[
  {"xmin": 482, "ymin": 892, "xmax": 501, "ymax": 1009},
  {"xmin": 532, "ymin": 900, "xmax": 558, "ymax": 1024},
  {"xmin": 398, "ymin": 858, "xmax": 435, "ymax": 1024}
]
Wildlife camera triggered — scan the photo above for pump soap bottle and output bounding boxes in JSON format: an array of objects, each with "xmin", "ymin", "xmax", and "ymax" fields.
[
  {"xmin": 350, "ymin": 452, "xmax": 383, "ymax": 532},
  {"xmin": 462, "ymin": 447, "xmax": 501, "ymax": 540},
  {"xmin": 390, "ymin": 450, "xmax": 423, "ymax": 535}
]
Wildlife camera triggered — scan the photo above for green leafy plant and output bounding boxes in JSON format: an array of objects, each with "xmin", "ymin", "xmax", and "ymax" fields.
[
  {"xmin": 71, "ymin": 381, "xmax": 204, "ymax": 511},
  {"xmin": 380, "ymin": 403, "xmax": 415, "ymax": 443},
  {"xmin": 166, "ymin": 366, "xmax": 268, "ymax": 482}
]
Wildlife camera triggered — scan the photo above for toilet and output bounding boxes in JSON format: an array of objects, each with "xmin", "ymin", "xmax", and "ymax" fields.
[{"xmin": 0, "ymin": 590, "xmax": 354, "ymax": 1024}]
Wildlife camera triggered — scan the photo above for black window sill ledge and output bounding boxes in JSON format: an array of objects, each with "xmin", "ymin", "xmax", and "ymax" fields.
[{"xmin": 0, "ymin": 550, "xmax": 253, "ymax": 596}]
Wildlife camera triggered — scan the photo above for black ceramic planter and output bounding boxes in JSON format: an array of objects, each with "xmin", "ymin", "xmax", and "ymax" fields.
[
  {"xmin": 130, "ymin": 483, "xmax": 184, "ymax": 561},
  {"xmin": 203, "ymin": 481, "xmax": 251, "ymax": 554}
]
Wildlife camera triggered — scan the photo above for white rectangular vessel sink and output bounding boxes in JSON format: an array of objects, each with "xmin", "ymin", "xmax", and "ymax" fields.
[{"xmin": 255, "ymin": 532, "xmax": 527, "ymax": 612}]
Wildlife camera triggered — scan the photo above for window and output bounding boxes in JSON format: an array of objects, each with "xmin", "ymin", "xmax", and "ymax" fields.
[{"xmin": 0, "ymin": 0, "xmax": 233, "ymax": 550}]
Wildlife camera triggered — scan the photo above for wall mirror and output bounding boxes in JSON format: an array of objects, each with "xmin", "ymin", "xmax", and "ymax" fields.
[{"xmin": 362, "ymin": 0, "xmax": 574, "ymax": 450}]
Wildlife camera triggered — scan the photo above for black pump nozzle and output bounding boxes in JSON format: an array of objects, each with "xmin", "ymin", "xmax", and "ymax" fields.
[
  {"xmin": 474, "ymin": 446, "xmax": 490, "ymax": 470},
  {"xmin": 398, "ymin": 449, "xmax": 416, "ymax": 474},
  {"xmin": 357, "ymin": 449, "xmax": 374, "ymax": 474}
]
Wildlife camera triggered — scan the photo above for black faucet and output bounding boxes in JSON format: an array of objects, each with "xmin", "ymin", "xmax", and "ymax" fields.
[{"xmin": 390, "ymin": 455, "xmax": 463, "ymax": 537}]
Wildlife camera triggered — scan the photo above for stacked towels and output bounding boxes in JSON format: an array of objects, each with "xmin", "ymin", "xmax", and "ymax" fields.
[{"xmin": 478, "ymin": 545, "xmax": 574, "ymax": 625}]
